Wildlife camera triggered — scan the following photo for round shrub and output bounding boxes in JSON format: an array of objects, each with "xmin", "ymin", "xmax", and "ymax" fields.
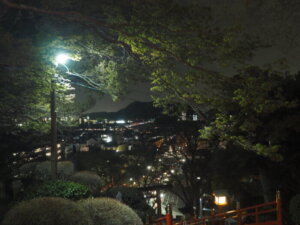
[
  {"xmin": 2, "ymin": 197, "xmax": 92, "ymax": 225},
  {"xmin": 25, "ymin": 180, "xmax": 90, "ymax": 200},
  {"xmin": 18, "ymin": 162, "xmax": 38, "ymax": 179},
  {"xmin": 105, "ymin": 187, "xmax": 144, "ymax": 208},
  {"xmin": 69, "ymin": 171, "xmax": 103, "ymax": 196},
  {"xmin": 290, "ymin": 194, "xmax": 300, "ymax": 224},
  {"xmin": 34, "ymin": 161, "xmax": 74, "ymax": 180},
  {"xmin": 104, "ymin": 187, "xmax": 154, "ymax": 220},
  {"xmin": 79, "ymin": 197, "xmax": 143, "ymax": 225},
  {"xmin": 57, "ymin": 161, "xmax": 75, "ymax": 179}
]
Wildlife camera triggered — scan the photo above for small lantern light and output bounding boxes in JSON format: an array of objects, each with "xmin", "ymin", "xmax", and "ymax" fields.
[{"xmin": 214, "ymin": 195, "xmax": 227, "ymax": 206}]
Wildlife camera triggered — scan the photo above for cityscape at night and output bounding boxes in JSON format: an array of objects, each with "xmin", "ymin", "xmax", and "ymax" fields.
[{"xmin": 0, "ymin": 1, "xmax": 300, "ymax": 225}]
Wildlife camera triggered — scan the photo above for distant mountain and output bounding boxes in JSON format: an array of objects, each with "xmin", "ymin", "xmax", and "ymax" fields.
[{"xmin": 85, "ymin": 101, "xmax": 163, "ymax": 120}]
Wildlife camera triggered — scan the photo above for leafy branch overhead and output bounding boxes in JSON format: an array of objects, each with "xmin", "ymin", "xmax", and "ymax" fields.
[
  {"xmin": 1, "ymin": 0, "xmax": 300, "ymax": 160},
  {"xmin": 0, "ymin": 0, "xmax": 263, "ymax": 106}
]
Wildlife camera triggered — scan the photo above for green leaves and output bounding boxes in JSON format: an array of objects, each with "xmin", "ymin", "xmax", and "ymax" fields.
[
  {"xmin": 204, "ymin": 67, "xmax": 300, "ymax": 160},
  {"xmin": 24, "ymin": 180, "xmax": 91, "ymax": 200}
]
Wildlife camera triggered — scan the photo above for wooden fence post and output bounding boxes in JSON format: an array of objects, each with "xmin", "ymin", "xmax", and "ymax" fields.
[{"xmin": 276, "ymin": 191, "xmax": 283, "ymax": 225}]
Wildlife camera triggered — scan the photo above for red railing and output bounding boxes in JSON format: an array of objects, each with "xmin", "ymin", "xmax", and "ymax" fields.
[
  {"xmin": 152, "ymin": 192, "xmax": 283, "ymax": 225},
  {"xmin": 152, "ymin": 204, "xmax": 173, "ymax": 225}
]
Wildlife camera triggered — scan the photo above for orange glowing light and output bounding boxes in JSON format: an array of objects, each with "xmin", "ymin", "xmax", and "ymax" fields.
[{"xmin": 215, "ymin": 196, "xmax": 227, "ymax": 206}]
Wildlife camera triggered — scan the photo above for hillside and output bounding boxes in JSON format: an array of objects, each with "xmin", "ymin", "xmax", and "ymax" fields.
[{"xmin": 85, "ymin": 101, "xmax": 163, "ymax": 120}]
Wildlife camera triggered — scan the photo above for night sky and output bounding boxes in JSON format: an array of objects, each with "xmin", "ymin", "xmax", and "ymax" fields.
[{"xmin": 82, "ymin": 82, "xmax": 152, "ymax": 113}]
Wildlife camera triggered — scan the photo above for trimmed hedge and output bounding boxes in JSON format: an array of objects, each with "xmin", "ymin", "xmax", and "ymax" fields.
[
  {"xmin": 34, "ymin": 161, "xmax": 74, "ymax": 180},
  {"xmin": 69, "ymin": 171, "xmax": 103, "ymax": 196},
  {"xmin": 105, "ymin": 187, "xmax": 144, "ymax": 207},
  {"xmin": 24, "ymin": 180, "xmax": 90, "ymax": 200},
  {"xmin": 104, "ymin": 187, "xmax": 154, "ymax": 220},
  {"xmin": 2, "ymin": 197, "xmax": 92, "ymax": 225},
  {"xmin": 79, "ymin": 197, "xmax": 143, "ymax": 225}
]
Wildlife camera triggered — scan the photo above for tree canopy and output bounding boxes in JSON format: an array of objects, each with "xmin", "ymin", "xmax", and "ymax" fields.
[
  {"xmin": 1, "ymin": 0, "xmax": 300, "ymax": 211},
  {"xmin": 1, "ymin": 0, "xmax": 297, "ymax": 118}
]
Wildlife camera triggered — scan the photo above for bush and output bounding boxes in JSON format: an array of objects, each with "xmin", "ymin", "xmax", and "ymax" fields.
[
  {"xmin": 24, "ymin": 180, "xmax": 90, "ymax": 200},
  {"xmin": 79, "ymin": 197, "xmax": 143, "ymax": 225},
  {"xmin": 105, "ymin": 187, "xmax": 144, "ymax": 208},
  {"xmin": 290, "ymin": 194, "xmax": 300, "ymax": 224},
  {"xmin": 69, "ymin": 171, "xmax": 103, "ymax": 196},
  {"xmin": 2, "ymin": 197, "xmax": 92, "ymax": 225},
  {"xmin": 34, "ymin": 161, "xmax": 74, "ymax": 180},
  {"xmin": 0, "ymin": 200, "xmax": 12, "ymax": 223},
  {"xmin": 18, "ymin": 162, "xmax": 38, "ymax": 179},
  {"xmin": 57, "ymin": 161, "xmax": 75, "ymax": 179},
  {"xmin": 104, "ymin": 187, "xmax": 154, "ymax": 220}
]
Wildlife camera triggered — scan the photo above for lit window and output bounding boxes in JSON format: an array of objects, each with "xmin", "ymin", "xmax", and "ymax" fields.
[{"xmin": 193, "ymin": 114, "xmax": 198, "ymax": 121}]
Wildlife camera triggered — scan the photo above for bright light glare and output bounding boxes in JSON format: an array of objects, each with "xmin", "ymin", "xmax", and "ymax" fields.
[
  {"xmin": 55, "ymin": 54, "xmax": 69, "ymax": 65},
  {"xmin": 215, "ymin": 196, "xmax": 227, "ymax": 206}
]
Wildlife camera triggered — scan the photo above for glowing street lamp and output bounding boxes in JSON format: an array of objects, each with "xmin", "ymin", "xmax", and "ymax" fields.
[
  {"xmin": 50, "ymin": 53, "xmax": 102, "ymax": 179},
  {"xmin": 50, "ymin": 53, "xmax": 70, "ymax": 179},
  {"xmin": 55, "ymin": 53, "xmax": 69, "ymax": 65}
]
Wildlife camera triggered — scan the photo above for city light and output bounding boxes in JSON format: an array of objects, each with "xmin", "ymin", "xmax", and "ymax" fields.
[
  {"xmin": 116, "ymin": 120, "xmax": 125, "ymax": 124},
  {"xmin": 102, "ymin": 134, "xmax": 113, "ymax": 143}
]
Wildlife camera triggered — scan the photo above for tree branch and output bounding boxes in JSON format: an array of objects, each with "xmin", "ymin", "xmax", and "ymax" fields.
[{"xmin": 0, "ymin": 0, "xmax": 225, "ymax": 78}]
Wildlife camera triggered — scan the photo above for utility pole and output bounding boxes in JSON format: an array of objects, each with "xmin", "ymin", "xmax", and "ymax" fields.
[{"xmin": 50, "ymin": 79, "xmax": 57, "ymax": 179}]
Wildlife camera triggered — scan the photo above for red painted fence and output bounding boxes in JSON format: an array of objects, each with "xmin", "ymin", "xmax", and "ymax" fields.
[{"xmin": 152, "ymin": 192, "xmax": 283, "ymax": 225}]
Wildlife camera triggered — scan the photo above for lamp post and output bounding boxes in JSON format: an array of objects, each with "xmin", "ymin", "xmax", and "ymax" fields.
[
  {"xmin": 50, "ymin": 77, "xmax": 57, "ymax": 180},
  {"xmin": 50, "ymin": 53, "xmax": 101, "ymax": 179},
  {"xmin": 50, "ymin": 53, "xmax": 69, "ymax": 180}
]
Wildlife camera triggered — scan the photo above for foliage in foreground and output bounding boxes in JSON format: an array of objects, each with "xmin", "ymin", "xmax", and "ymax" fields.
[
  {"xmin": 25, "ymin": 161, "xmax": 75, "ymax": 180},
  {"xmin": 290, "ymin": 194, "xmax": 300, "ymax": 225},
  {"xmin": 2, "ymin": 197, "xmax": 92, "ymax": 225},
  {"xmin": 24, "ymin": 180, "xmax": 90, "ymax": 200},
  {"xmin": 104, "ymin": 186, "xmax": 154, "ymax": 220},
  {"xmin": 69, "ymin": 171, "xmax": 103, "ymax": 196},
  {"xmin": 79, "ymin": 197, "xmax": 143, "ymax": 225}
]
